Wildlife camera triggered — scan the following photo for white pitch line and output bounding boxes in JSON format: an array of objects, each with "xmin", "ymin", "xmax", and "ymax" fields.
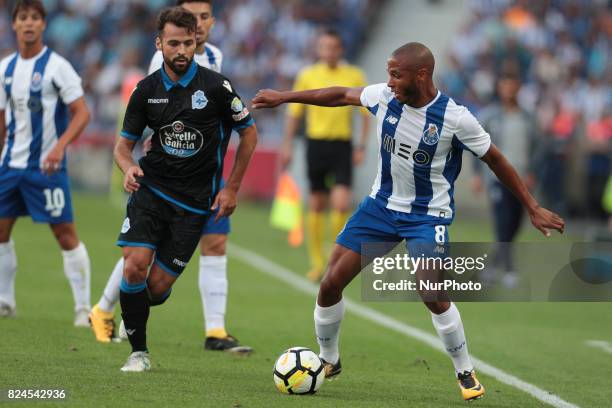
[
  {"xmin": 229, "ymin": 243, "xmax": 580, "ymax": 408},
  {"xmin": 585, "ymin": 340, "xmax": 612, "ymax": 355}
]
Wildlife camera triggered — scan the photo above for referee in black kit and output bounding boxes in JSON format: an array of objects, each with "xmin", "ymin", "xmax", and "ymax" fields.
[{"xmin": 113, "ymin": 7, "xmax": 257, "ymax": 372}]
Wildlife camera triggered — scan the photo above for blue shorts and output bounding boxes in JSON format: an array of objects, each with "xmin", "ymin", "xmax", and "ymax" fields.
[
  {"xmin": 202, "ymin": 209, "xmax": 230, "ymax": 235},
  {"xmin": 336, "ymin": 197, "xmax": 450, "ymax": 257},
  {"xmin": 0, "ymin": 167, "xmax": 73, "ymax": 224}
]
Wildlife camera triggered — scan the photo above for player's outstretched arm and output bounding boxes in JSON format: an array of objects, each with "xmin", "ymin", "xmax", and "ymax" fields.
[
  {"xmin": 211, "ymin": 124, "xmax": 258, "ymax": 221},
  {"xmin": 42, "ymin": 97, "xmax": 90, "ymax": 175},
  {"xmin": 252, "ymin": 87, "xmax": 364, "ymax": 109},
  {"xmin": 481, "ymin": 143, "xmax": 565, "ymax": 237}
]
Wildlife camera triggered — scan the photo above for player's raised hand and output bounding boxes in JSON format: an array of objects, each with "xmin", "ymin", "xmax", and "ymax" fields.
[
  {"xmin": 211, "ymin": 188, "xmax": 237, "ymax": 221},
  {"xmin": 42, "ymin": 144, "xmax": 65, "ymax": 175},
  {"xmin": 124, "ymin": 166, "xmax": 144, "ymax": 193},
  {"xmin": 252, "ymin": 89, "xmax": 284, "ymax": 109},
  {"xmin": 529, "ymin": 206, "xmax": 565, "ymax": 237}
]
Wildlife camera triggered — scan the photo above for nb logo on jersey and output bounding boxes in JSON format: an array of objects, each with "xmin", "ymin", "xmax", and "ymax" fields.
[
  {"xmin": 4, "ymin": 77, "xmax": 12, "ymax": 86},
  {"xmin": 385, "ymin": 115, "xmax": 399, "ymax": 125}
]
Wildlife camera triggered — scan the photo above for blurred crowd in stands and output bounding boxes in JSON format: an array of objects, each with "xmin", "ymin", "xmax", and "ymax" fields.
[
  {"xmin": 0, "ymin": 0, "xmax": 381, "ymax": 139},
  {"xmin": 0, "ymin": 0, "xmax": 609, "ymax": 219},
  {"xmin": 440, "ymin": 0, "xmax": 610, "ymax": 219}
]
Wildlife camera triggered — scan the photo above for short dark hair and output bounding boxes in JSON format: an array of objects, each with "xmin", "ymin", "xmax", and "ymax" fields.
[
  {"xmin": 320, "ymin": 28, "xmax": 344, "ymax": 46},
  {"xmin": 157, "ymin": 7, "xmax": 197, "ymax": 36},
  {"xmin": 11, "ymin": 0, "xmax": 46, "ymax": 22},
  {"xmin": 176, "ymin": 0, "xmax": 212, "ymax": 7}
]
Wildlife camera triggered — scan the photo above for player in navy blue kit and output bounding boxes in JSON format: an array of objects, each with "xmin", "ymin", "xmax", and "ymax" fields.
[
  {"xmin": 90, "ymin": 1, "xmax": 251, "ymax": 354},
  {"xmin": 253, "ymin": 42, "xmax": 564, "ymax": 400},
  {"xmin": 0, "ymin": 0, "xmax": 91, "ymax": 325},
  {"xmin": 115, "ymin": 7, "xmax": 257, "ymax": 372}
]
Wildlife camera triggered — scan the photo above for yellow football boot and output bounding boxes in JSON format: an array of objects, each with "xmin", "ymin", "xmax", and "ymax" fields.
[
  {"xmin": 88, "ymin": 304, "xmax": 116, "ymax": 343},
  {"xmin": 457, "ymin": 370, "xmax": 485, "ymax": 401}
]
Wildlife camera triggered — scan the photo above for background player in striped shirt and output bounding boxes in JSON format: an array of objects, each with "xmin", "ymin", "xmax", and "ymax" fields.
[
  {"xmin": 0, "ymin": 0, "xmax": 91, "ymax": 325},
  {"xmin": 89, "ymin": 0, "xmax": 251, "ymax": 354},
  {"xmin": 253, "ymin": 42, "xmax": 565, "ymax": 401}
]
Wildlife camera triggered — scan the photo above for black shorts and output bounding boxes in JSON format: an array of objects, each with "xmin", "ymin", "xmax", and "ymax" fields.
[
  {"xmin": 116, "ymin": 185, "xmax": 209, "ymax": 277},
  {"xmin": 306, "ymin": 139, "xmax": 352, "ymax": 192}
]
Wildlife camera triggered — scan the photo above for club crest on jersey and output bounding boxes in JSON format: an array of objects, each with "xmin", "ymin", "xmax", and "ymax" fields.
[
  {"xmin": 30, "ymin": 72, "xmax": 43, "ymax": 92},
  {"xmin": 422, "ymin": 123, "xmax": 440, "ymax": 145},
  {"xmin": 160, "ymin": 120, "xmax": 204, "ymax": 158},
  {"xmin": 191, "ymin": 90, "xmax": 208, "ymax": 109}
]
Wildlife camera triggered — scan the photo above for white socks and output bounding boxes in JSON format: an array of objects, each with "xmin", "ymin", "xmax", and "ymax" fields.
[
  {"xmin": 199, "ymin": 255, "xmax": 228, "ymax": 333},
  {"xmin": 0, "ymin": 241, "xmax": 91, "ymax": 312},
  {"xmin": 62, "ymin": 242, "xmax": 91, "ymax": 311},
  {"xmin": 314, "ymin": 299, "xmax": 345, "ymax": 364},
  {"xmin": 431, "ymin": 303, "xmax": 473, "ymax": 374},
  {"xmin": 0, "ymin": 240, "xmax": 17, "ymax": 308},
  {"xmin": 98, "ymin": 254, "xmax": 231, "ymax": 333},
  {"xmin": 98, "ymin": 257, "xmax": 124, "ymax": 312},
  {"xmin": 312, "ymin": 300, "xmax": 471, "ymax": 373}
]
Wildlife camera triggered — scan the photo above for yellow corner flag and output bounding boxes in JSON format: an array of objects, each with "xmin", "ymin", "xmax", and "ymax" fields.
[
  {"xmin": 603, "ymin": 176, "xmax": 612, "ymax": 214},
  {"xmin": 270, "ymin": 172, "xmax": 303, "ymax": 247}
]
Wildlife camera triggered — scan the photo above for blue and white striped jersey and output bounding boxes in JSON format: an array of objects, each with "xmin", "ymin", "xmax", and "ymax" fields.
[
  {"xmin": 148, "ymin": 42, "xmax": 223, "ymax": 75},
  {"xmin": 360, "ymin": 83, "xmax": 491, "ymax": 219},
  {"xmin": 0, "ymin": 47, "xmax": 84, "ymax": 170}
]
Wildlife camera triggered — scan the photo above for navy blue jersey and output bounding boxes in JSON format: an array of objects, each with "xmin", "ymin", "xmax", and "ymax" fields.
[{"xmin": 120, "ymin": 61, "xmax": 253, "ymax": 212}]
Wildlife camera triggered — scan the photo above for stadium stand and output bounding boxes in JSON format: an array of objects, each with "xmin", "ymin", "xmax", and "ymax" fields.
[{"xmin": 439, "ymin": 0, "xmax": 610, "ymax": 219}]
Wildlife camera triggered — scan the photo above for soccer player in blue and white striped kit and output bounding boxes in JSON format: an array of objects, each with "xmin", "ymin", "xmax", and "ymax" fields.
[
  {"xmin": 253, "ymin": 42, "xmax": 565, "ymax": 401},
  {"xmin": 0, "ymin": 0, "xmax": 91, "ymax": 324}
]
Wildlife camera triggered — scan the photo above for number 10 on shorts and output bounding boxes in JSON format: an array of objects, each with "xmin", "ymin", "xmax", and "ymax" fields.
[{"xmin": 43, "ymin": 188, "xmax": 65, "ymax": 217}]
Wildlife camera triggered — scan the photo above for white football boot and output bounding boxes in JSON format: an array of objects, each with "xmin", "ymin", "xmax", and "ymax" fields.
[
  {"xmin": 74, "ymin": 307, "xmax": 91, "ymax": 327},
  {"xmin": 0, "ymin": 302, "xmax": 16, "ymax": 318},
  {"xmin": 120, "ymin": 351, "xmax": 151, "ymax": 372}
]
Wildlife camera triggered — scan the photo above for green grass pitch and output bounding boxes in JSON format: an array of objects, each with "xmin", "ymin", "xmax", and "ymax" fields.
[{"xmin": 1, "ymin": 193, "xmax": 610, "ymax": 407}]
